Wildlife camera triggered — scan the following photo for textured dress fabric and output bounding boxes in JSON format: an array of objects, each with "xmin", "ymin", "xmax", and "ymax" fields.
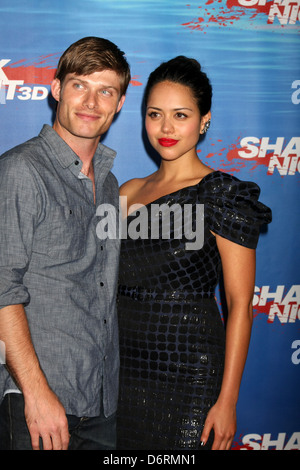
[{"xmin": 117, "ymin": 171, "xmax": 272, "ymax": 450}]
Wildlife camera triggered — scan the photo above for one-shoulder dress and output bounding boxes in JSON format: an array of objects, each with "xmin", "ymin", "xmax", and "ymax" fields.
[{"xmin": 117, "ymin": 171, "xmax": 272, "ymax": 450}]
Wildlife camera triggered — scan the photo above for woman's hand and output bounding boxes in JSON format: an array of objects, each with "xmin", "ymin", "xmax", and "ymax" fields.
[{"xmin": 200, "ymin": 400, "xmax": 237, "ymax": 450}]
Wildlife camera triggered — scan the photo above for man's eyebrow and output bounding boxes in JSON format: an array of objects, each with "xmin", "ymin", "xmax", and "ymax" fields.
[{"xmin": 69, "ymin": 77, "xmax": 119, "ymax": 90}]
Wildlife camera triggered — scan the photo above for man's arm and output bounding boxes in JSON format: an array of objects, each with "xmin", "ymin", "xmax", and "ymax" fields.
[{"xmin": 0, "ymin": 304, "xmax": 69, "ymax": 450}]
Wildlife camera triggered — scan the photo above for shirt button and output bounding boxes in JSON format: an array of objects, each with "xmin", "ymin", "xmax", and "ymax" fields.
[
  {"xmin": 104, "ymin": 319, "xmax": 107, "ymax": 324},
  {"xmin": 100, "ymin": 282, "xmax": 104, "ymax": 286},
  {"xmin": 75, "ymin": 160, "xmax": 79, "ymax": 165}
]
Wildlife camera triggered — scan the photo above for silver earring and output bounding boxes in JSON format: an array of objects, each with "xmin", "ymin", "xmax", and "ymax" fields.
[{"xmin": 202, "ymin": 119, "xmax": 211, "ymax": 134}]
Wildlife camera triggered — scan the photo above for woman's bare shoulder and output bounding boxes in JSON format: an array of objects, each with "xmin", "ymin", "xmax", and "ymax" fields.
[{"xmin": 120, "ymin": 174, "xmax": 153, "ymax": 196}]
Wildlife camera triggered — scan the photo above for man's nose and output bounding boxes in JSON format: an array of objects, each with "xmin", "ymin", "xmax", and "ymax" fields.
[{"xmin": 83, "ymin": 90, "xmax": 98, "ymax": 109}]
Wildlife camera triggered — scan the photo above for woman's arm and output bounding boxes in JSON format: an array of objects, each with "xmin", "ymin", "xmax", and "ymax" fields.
[{"xmin": 200, "ymin": 234, "xmax": 255, "ymax": 450}]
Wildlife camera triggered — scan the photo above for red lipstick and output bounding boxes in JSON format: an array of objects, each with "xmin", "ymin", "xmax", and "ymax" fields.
[{"xmin": 158, "ymin": 138, "xmax": 178, "ymax": 147}]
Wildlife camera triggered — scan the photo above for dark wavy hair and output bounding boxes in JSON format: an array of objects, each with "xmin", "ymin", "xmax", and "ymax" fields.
[
  {"xmin": 55, "ymin": 36, "xmax": 131, "ymax": 96},
  {"xmin": 144, "ymin": 56, "xmax": 212, "ymax": 116}
]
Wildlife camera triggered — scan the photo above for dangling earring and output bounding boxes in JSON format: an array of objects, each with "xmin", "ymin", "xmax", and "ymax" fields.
[{"xmin": 202, "ymin": 119, "xmax": 211, "ymax": 134}]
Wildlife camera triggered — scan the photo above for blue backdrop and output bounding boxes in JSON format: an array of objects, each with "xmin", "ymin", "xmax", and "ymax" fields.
[{"xmin": 0, "ymin": 0, "xmax": 299, "ymax": 450}]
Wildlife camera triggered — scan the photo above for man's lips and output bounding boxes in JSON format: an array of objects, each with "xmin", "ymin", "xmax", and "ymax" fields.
[
  {"xmin": 158, "ymin": 138, "xmax": 179, "ymax": 147},
  {"xmin": 76, "ymin": 112, "xmax": 100, "ymax": 121}
]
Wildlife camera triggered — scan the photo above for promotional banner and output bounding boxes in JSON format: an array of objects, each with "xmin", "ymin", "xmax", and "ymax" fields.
[{"xmin": 0, "ymin": 0, "xmax": 299, "ymax": 450}]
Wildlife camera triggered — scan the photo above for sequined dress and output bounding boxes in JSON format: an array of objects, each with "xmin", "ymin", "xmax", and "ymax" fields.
[{"xmin": 117, "ymin": 171, "xmax": 271, "ymax": 450}]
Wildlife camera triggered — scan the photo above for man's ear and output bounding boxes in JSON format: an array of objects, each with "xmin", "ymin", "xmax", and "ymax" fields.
[
  {"xmin": 51, "ymin": 78, "xmax": 61, "ymax": 102},
  {"xmin": 116, "ymin": 94, "xmax": 126, "ymax": 113}
]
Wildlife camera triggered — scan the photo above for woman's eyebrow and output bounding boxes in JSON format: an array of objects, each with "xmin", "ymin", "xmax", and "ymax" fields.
[{"xmin": 147, "ymin": 106, "xmax": 193, "ymax": 111}]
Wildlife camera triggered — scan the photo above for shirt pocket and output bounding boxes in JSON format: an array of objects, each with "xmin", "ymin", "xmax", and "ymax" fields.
[{"xmin": 33, "ymin": 205, "xmax": 88, "ymax": 262}]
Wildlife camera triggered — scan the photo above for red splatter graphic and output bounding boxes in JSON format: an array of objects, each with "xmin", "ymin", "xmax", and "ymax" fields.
[
  {"xmin": 227, "ymin": 0, "xmax": 270, "ymax": 15},
  {"xmin": 231, "ymin": 434, "xmax": 259, "ymax": 450},
  {"xmin": 198, "ymin": 137, "xmax": 269, "ymax": 175},
  {"xmin": 182, "ymin": 0, "xmax": 276, "ymax": 31},
  {"xmin": 3, "ymin": 56, "xmax": 58, "ymax": 85},
  {"xmin": 226, "ymin": 140, "xmax": 270, "ymax": 171},
  {"xmin": 130, "ymin": 75, "xmax": 143, "ymax": 86},
  {"xmin": 3, "ymin": 56, "xmax": 142, "ymax": 87},
  {"xmin": 252, "ymin": 300, "xmax": 274, "ymax": 321}
]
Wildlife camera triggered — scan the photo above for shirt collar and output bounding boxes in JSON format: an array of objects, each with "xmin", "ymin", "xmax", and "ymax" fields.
[{"xmin": 39, "ymin": 124, "xmax": 117, "ymax": 172}]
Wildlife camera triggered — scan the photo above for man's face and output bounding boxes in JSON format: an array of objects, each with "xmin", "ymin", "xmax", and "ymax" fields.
[{"xmin": 51, "ymin": 70, "xmax": 125, "ymax": 145}]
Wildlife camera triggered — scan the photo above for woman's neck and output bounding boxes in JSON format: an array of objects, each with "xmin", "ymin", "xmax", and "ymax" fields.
[{"xmin": 156, "ymin": 154, "xmax": 211, "ymax": 185}]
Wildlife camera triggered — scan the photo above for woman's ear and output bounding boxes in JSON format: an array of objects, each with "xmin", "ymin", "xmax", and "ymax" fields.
[{"xmin": 200, "ymin": 111, "xmax": 211, "ymax": 134}]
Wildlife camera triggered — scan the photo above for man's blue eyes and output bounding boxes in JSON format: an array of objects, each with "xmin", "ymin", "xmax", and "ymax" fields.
[{"xmin": 73, "ymin": 84, "xmax": 111, "ymax": 95}]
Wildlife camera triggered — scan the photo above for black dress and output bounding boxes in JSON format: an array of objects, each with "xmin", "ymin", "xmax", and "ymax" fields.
[{"xmin": 117, "ymin": 171, "xmax": 272, "ymax": 450}]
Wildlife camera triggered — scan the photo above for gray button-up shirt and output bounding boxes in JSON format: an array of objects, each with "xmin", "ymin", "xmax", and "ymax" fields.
[{"xmin": 0, "ymin": 125, "xmax": 120, "ymax": 418}]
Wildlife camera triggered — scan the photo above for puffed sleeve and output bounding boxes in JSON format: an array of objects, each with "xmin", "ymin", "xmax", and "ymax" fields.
[{"xmin": 200, "ymin": 171, "xmax": 272, "ymax": 249}]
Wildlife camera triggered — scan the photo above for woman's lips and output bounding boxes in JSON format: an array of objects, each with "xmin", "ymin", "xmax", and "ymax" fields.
[{"xmin": 158, "ymin": 138, "xmax": 178, "ymax": 147}]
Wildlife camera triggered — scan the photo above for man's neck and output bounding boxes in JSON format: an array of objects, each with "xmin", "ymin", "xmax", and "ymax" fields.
[
  {"xmin": 52, "ymin": 121, "xmax": 100, "ymax": 165},
  {"xmin": 52, "ymin": 121, "xmax": 98, "ymax": 201}
]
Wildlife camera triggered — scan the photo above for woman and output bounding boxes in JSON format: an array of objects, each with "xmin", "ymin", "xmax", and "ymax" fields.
[{"xmin": 117, "ymin": 56, "xmax": 271, "ymax": 450}]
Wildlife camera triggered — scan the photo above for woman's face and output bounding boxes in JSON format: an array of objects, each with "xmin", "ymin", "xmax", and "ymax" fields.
[{"xmin": 145, "ymin": 80, "xmax": 209, "ymax": 162}]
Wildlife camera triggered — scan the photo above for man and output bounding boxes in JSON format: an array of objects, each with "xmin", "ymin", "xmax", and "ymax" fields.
[{"xmin": 0, "ymin": 37, "xmax": 131, "ymax": 450}]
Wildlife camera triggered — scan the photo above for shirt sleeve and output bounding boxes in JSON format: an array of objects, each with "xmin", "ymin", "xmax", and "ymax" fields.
[
  {"xmin": 0, "ymin": 154, "xmax": 41, "ymax": 308},
  {"xmin": 200, "ymin": 172, "xmax": 272, "ymax": 249}
]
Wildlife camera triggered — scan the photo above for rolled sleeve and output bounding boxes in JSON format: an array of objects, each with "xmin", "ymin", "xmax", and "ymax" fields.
[{"xmin": 0, "ymin": 156, "xmax": 40, "ymax": 308}]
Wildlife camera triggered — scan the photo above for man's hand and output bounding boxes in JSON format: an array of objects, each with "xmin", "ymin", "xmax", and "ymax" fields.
[
  {"xmin": 0, "ymin": 304, "xmax": 69, "ymax": 450},
  {"xmin": 24, "ymin": 386, "xmax": 70, "ymax": 450}
]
